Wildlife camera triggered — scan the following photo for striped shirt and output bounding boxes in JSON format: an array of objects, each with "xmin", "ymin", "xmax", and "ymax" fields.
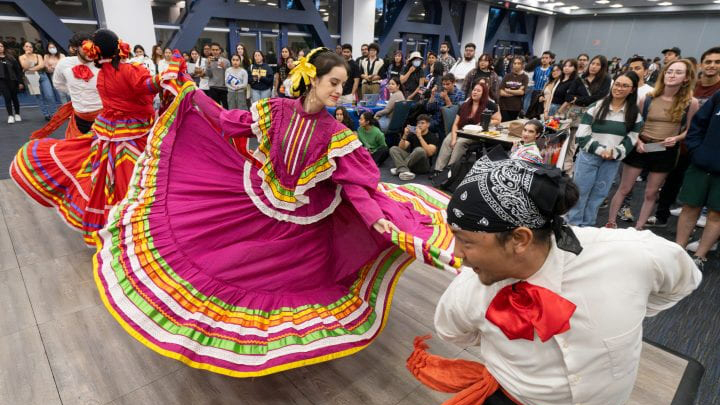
[
  {"xmin": 533, "ymin": 66, "xmax": 551, "ymax": 91},
  {"xmin": 576, "ymin": 101, "xmax": 643, "ymax": 160}
]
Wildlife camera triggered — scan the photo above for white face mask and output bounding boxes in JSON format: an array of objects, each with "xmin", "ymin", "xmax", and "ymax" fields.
[
  {"xmin": 48, "ymin": 47, "xmax": 57, "ymax": 55},
  {"xmin": 412, "ymin": 59, "xmax": 422, "ymax": 67}
]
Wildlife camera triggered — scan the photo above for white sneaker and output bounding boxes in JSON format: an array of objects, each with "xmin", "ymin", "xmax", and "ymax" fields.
[
  {"xmin": 390, "ymin": 168, "xmax": 399, "ymax": 175},
  {"xmin": 636, "ymin": 176, "xmax": 643, "ymax": 182},
  {"xmin": 399, "ymin": 171, "xmax": 416, "ymax": 181},
  {"xmin": 697, "ymin": 215, "xmax": 707, "ymax": 228},
  {"xmin": 7, "ymin": 116, "xmax": 14, "ymax": 124},
  {"xmin": 686, "ymin": 240, "xmax": 718, "ymax": 253},
  {"xmin": 670, "ymin": 207, "xmax": 682, "ymax": 217},
  {"xmin": 13, "ymin": 114, "xmax": 21, "ymax": 122}
]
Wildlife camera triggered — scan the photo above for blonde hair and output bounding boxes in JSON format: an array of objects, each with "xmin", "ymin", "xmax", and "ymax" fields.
[{"xmin": 650, "ymin": 59, "xmax": 696, "ymax": 123}]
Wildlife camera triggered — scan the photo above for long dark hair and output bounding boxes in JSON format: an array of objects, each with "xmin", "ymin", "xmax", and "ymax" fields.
[
  {"xmin": 584, "ymin": 55, "xmax": 608, "ymax": 94},
  {"xmin": 561, "ymin": 59, "xmax": 578, "ymax": 82},
  {"xmin": 335, "ymin": 106, "xmax": 354, "ymax": 129},
  {"xmin": 359, "ymin": 111, "xmax": 378, "ymax": 128},
  {"xmin": 294, "ymin": 48, "xmax": 349, "ymax": 96},
  {"xmin": 593, "ymin": 71, "xmax": 640, "ymax": 132},
  {"xmin": 388, "ymin": 75, "xmax": 404, "ymax": 94},
  {"xmin": 92, "ymin": 29, "xmax": 122, "ymax": 70}
]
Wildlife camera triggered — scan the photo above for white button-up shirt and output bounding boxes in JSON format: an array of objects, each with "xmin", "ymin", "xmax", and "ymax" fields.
[
  {"xmin": 435, "ymin": 227, "xmax": 701, "ymax": 405},
  {"xmin": 52, "ymin": 56, "xmax": 102, "ymax": 113}
]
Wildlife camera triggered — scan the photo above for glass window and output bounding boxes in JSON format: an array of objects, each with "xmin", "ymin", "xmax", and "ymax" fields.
[
  {"xmin": 449, "ymin": 0, "xmax": 465, "ymax": 40},
  {"xmin": 40, "ymin": 0, "xmax": 95, "ymax": 19},
  {"xmin": 316, "ymin": 0, "xmax": 339, "ymax": 34},
  {"xmin": 151, "ymin": 0, "xmax": 187, "ymax": 24},
  {"xmin": 0, "ymin": 4, "xmax": 21, "ymax": 16},
  {"xmin": 406, "ymin": 0, "xmax": 429, "ymax": 23},
  {"xmin": 154, "ymin": 28, "xmax": 177, "ymax": 49},
  {"xmin": 235, "ymin": 0, "xmax": 280, "ymax": 6},
  {"xmin": 1, "ymin": 22, "xmax": 41, "ymax": 57},
  {"xmin": 197, "ymin": 30, "xmax": 230, "ymax": 57}
]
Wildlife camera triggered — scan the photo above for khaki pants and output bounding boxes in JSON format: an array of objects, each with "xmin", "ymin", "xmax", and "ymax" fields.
[
  {"xmin": 434, "ymin": 136, "xmax": 475, "ymax": 171},
  {"xmin": 362, "ymin": 83, "xmax": 380, "ymax": 96},
  {"xmin": 390, "ymin": 146, "xmax": 431, "ymax": 174}
]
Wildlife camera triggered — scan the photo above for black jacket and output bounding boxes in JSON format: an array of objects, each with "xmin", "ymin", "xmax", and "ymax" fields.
[
  {"xmin": 566, "ymin": 74, "xmax": 611, "ymax": 107},
  {"xmin": 0, "ymin": 55, "xmax": 23, "ymax": 82},
  {"xmin": 686, "ymin": 91, "xmax": 720, "ymax": 173}
]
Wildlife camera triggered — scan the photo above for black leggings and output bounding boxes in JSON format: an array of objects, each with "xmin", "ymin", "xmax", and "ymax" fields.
[{"xmin": 0, "ymin": 79, "xmax": 20, "ymax": 115}]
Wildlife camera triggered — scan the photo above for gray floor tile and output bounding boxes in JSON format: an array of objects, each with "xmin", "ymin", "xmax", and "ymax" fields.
[
  {"xmin": 0, "ymin": 267, "xmax": 36, "ymax": 338},
  {"xmin": 0, "ymin": 204, "xmax": 19, "ymax": 272}
]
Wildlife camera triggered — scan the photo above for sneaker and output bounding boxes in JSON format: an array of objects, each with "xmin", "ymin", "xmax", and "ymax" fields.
[
  {"xmin": 44, "ymin": 115, "xmax": 51, "ymax": 121},
  {"xmin": 697, "ymin": 214, "xmax": 707, "ymax": 228},
  {"xmin": 13, "ymin": 114, "xmax": 21, "ymax": 122},
  {"xmin": 618, "ymin": 206, "xmax": 634, "ymax": 222},
  {"xmin": 390, "ymin": 168, "xmax": 398, "ymax": 175},
  {"xmin": 692, "ymin": 256, "xmax": 707, "ymax": 272},
  {"xmin": 645, "ymin": 216, "xmax": 667, "ymax": 227},
  {"xmin": 399, "ymin": 171, "xmax": 416, "ymax": 181},
  {"xmin": 686, "ymin": 240, "xmax": 718, "ymax": 253},
  {"xmin": 600, "ymin": 198, "xmax": 609, "ymax": 209},
  {"xmin": 636, "ymin": 176, "xmax": 643, "ymax": 182},
  {"xmin": 7, "ymin": 116, "xmax": 14, "ymax": 124},
  {"xmin": 670, "ymin": 207, "xmax": 682, "ymax": 217}
]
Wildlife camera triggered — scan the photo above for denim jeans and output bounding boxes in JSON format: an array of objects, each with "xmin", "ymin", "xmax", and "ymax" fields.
[
  {"xmin": 567, "ymin": 150, "xmax": 621, "ymax": 227},
  {"xmin": 37, "ymin": 72, "xmax": 58, "ymax": 117},
  {"xmin": 251, "ymin": 88, "xmax": 272, "ymax": 104}
]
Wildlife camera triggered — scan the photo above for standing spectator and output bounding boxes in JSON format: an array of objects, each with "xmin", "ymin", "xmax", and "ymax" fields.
[
  {"xmin": 335, "ymin": 44, "xmax": 343, "ymax": 55},
  {"xmin": 425, "ymin": 73, "xmax": 464, "ymax": 132},
  {"xmin": 650, "ymin": 47, "xmax": 720, "ymax": 227},
  {"xmin": 569, "ymin": 71, "xmax": 642, "ymax": 227},
  {"xmin": 340, "ymin": 43, "xmax": 360, "ymax": 104},
  {"xmin": 384, "ymin": 50, "xmax": 404, "ymax": 79},
  {"xmin": 206, "ymin": 43, "xmax": 230, "ymax": 108},
  {"xmin": 374, "ymin": 76, "xmax": 405, "ymax": 132},
  {"xmin": 577, "ymin": 53, "xmax": 589, "ymax": 75},
  {"xmin": 438, "ymin": 41, "xmax": 456, "ymax": 74},
  {"xmin": 400, "ymin": 51, "xmax": 425, "ymax": 100},
  {"xmin": 694, "ymin": 47, "xmax": 720, "ymax": 106},
  {"xmin": 646, "ymin": 56, "xmax": 661, "ymax": 86},
  {"xmin": 357, "ymin": 111, "xmax": 389, "ymax": 165},
  {"xmin": 157, "ymin": 48, "xmax": 173, "ymax": 73},
  {"xmin": 274, "ymin": 47, "xmax": 294, "ymax": 97},
  {"xmin": 279, "ymin": 56, "xmax": 296, "ymax": 98},
  {"xmin": 131, "ymin": 45, "xmax": 156, "ymax": 74},
  {"xmin": 151, "ymin": 44, "xmax": 163, "ymax": 73},
  {"xmin": 463, "ymin": 53, "xmax": 500, "ymax": 101},
  {"xmin": 608, "ymin": 59, "xmax": 699, "ymax": 230},
  {"xmin": 524, "ymin": 50, "xmax": 553, "ymax": 113},
  {"xmin": 43, "ymin": 41, "xmax": 68, "ymax": 104},
  {"xmin": 675, "ymin": 91, "xmax": 720, "ymax": 270},
  {"xmin": 538, "ymin": 64, "xmax": 561, "ymax": 117},
  {"xmin": 565, "ymin": 55, "xmax": 611, "ymax": 112},
  {"xmin": 498, "ymin": 56, "xmax": 528, "ymax": 121},
  {"xmin": 198, "ymin": 44, "xmax": 211, "ymax": 95},
  {"xmin": 662, "ymin": 46, "xmax": 681, "ymax": 66},
  {"xmin": 356, "ymin": 44, "xmax": 368, "ymax": 65},
  {"xmin": 234, "ymin": 44, "xmax": 252, "ymax": 71},
  {"xmin": 19, "ymin": 41, "xmax": 57, "ymax": 120},
  {"xmin": 0, "ymin": 41, "xmax": 24, "ymax": 123},
  {"xmin": 627, "ymin": 56, "xmax": 654, "ymax": 100},
  {"xmin": 186, "ymin": 48, "xmax": 205, "ymax": 86},
  {"xmin": 389, "ymin": 114, "xmax": 438, "ymax": 180},
  {"xmin": 449, "ymin": 43, "xmax": 476, "ymax": 89},
  {"xmin": 225, "ymin": 54, "xmax": 248, "ymax": 110},
  {"xmin": 360, "ymin": 43, "xmax": 384, "ymax": 95},
  {"xmin": 549, "ymin": 59, "xmax": 581, "ymax": 116},
  {"xmin": 249, "ymin": 50, "xmax": 273, "ymax": 103}
]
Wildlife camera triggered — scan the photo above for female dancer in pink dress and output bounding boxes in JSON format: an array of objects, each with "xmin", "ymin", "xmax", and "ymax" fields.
[{"xmin": 93, "ymin": 47, "xmax": 457, "ymax": 377}]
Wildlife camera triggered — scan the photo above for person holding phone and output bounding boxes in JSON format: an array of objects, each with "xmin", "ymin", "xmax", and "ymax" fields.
[
  {"xmin": 389, "ymin": 114, "xmax": 438, "ymax": 180},
  {"xmin": 205, "ymin": 42, "xmax": 230, "ymax": 108}
]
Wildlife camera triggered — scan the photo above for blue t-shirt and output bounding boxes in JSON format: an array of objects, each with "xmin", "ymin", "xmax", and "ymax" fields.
[{"xmin": 533, "ymin": 66, "xmax": 551, "ymax": 91}]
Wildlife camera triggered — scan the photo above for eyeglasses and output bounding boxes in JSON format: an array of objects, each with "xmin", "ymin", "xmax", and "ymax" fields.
[
  {"xmin": 613, "ymin": 83, "xmax": 633, "ymax": 89},
  {"xmin": 665, "ymin": 70, "xmax": 686, "ymax": 76}
]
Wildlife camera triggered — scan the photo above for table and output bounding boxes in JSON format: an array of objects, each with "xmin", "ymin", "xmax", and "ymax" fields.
[
  {"xmin": 457, "ymin": 128, "xmax": 520, "ymax": 148},
  {"xmin": 326, "ymin": 105, "xmax": 386, "ymax": 129}
]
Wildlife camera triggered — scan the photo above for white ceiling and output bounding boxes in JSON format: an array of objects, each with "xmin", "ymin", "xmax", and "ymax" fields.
[{"xmin": 486, "ymin": 0, "xmax": 720, "ymax": 15}]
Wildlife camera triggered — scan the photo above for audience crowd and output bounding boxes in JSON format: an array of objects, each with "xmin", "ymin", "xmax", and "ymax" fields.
[{"xmin": 1, "ymin": 34, "xmax": 719, "ymax": 270}]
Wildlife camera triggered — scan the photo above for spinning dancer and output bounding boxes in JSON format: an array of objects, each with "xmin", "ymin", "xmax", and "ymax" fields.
[
  {"xmin": 10, "ymin": 29, "xmax": 185, "ymax": 245},
  {"xmin": 93, "ymin": 47, "xmax": 458, "ymax": 377}
]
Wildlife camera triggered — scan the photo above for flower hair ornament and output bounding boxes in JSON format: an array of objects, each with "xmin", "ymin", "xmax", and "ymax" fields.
[
  {"xmin": 117, "ymin": 39, "xmax": 130, "ymax": 59},
  {"xmin": 81, "ymin": 39, "xmax": 100, "ymax": 61},
  {"xmin": 289, "ymin": 47, "xmax": 330, "ymax": 97}
]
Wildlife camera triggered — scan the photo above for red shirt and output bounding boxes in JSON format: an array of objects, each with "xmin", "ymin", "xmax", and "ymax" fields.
[{"xmin": 97, "ymin": 62, "xmax": 155, "ymax": 119}]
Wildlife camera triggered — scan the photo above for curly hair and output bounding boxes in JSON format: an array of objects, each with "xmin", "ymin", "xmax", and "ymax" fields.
[{"xmin": 650, "ymin": 59, "xmax": 696, "ymax": 123}]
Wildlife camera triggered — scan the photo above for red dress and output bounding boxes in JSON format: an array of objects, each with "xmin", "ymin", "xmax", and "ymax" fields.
[{"xmin": 10, "ymin": 62, "xmax": 159, "ymax": 245}]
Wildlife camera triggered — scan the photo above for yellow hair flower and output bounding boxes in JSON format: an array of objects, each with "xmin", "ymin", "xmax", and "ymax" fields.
[{"xmin": 289, "ymin": 47, "xmax": 330, "ymax": 97}]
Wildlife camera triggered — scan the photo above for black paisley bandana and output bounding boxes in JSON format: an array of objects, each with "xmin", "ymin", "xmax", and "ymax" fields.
[{"xmin": 447, "ymin": 156, "xmax": 583, "ymax": 255}]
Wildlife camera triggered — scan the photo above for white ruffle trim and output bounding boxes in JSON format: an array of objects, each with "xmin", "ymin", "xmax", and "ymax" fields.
[
  {"xmin": 243, "ymin": 160, "xmax": 342, "ymax": 224},
  {"xmin": 247, "ymin": 99, "xmax": 362, "ymax": 213}
]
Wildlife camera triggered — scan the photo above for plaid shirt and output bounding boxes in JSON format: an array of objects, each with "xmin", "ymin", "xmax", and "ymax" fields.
[{"xmin": 427, "ymin": 85, "xmax": 465, "ymax": 128}]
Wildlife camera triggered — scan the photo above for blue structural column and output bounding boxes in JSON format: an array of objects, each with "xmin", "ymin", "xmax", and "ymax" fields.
[
  {"xmin": 0, "ymin": 0, "xmax": 73, "ymax": 53},
  {"xmin": 169, "ymin": 0, "xmax": 332, "ymax": 53},
  {"xmin": 377, "ymin": 0, "xmax": 461, "ymax": 57}
]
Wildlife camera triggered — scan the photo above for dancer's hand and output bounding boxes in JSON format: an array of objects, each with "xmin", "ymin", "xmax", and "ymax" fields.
[{"xmin": 373, "ymin": 218, "xmax": 399, "ymax": 234}]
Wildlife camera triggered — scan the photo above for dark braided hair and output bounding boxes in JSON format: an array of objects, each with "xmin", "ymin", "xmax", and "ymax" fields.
[{"xmin": 92, "ymin": 29, "xmax": 121, "ymax": 70}]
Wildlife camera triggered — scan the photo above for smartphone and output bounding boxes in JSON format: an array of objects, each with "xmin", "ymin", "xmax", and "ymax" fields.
[{"xmin": 407, "ymin": 125, "xmax": 416, "ymax": 133}]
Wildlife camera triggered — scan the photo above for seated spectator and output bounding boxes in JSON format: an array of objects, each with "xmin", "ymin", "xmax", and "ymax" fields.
[
  {"xmin": 675, "ymin": 90, "xmax": 720, "ymax": 271},
  {"xmin": 433, "ymin": 81, "xmax": 501, "ymax": 172},
  {"xmin": 374, "ymin": 76, "xmax": 405, "ymax": 132},
  {"xmin": 425, "ymin": 73, "xmax": 464, "ymax": 132},
  {"xmin": 510, "ymin": 120, "xmax": 544, "ymax": 164},
  {"xmin": 389, "ymin": 114, "xmax": 438, "ymax": 181},
  {"xmin": 334, "ymin": 106, "xmax": 354, "ymax": 130},
  {"xmin": 357, "ymin": 111, "xmax": 388, "ymax": 165}
]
